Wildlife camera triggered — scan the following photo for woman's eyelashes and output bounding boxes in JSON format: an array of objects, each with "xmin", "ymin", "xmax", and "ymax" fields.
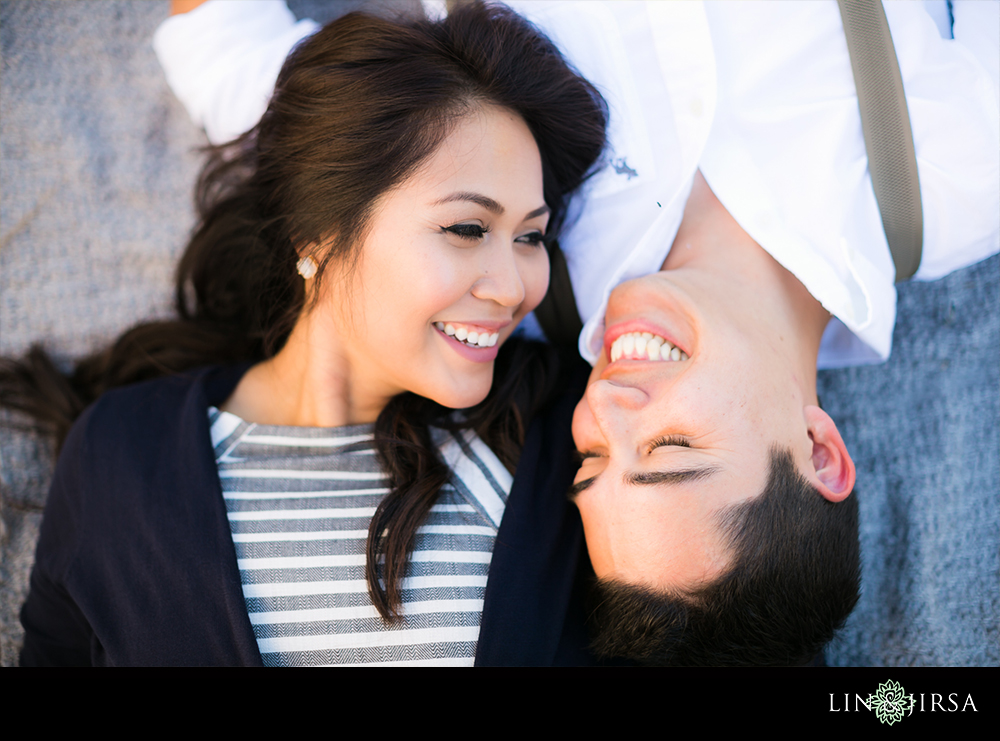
[
  {"xmin": 514, "ymin": 230, "xmax": 546, "ymax": 247},
  {"xmin": 442, "ymin": 223, "xmax": 489, "ymax": 240},
  {"xmin": 440, "ymin": 223, "xmax": 546, "ymax": 246}
]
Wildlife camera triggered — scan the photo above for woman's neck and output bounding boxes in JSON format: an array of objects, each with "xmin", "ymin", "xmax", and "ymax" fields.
[{"xmin": 220, "ymin": 310, "xmax": 384, "ymax": 427}]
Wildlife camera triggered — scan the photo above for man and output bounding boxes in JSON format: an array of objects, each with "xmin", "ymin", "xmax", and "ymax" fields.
[
  {"xmin": 570, "ymin": 170, "xmax": 861, "ymax": 664},
  {"xmin": 508, "ymin": 0, "xmax": 998, "ymax": 664},
  {"xmin": 155, "ymin": 0, "xmax": 999, "ymax": 663}
]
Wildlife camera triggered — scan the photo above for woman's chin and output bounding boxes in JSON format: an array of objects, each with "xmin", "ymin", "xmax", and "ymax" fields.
[{"xmin": 427, "ymin": 373, "xmax": 495, "ymax": 411}]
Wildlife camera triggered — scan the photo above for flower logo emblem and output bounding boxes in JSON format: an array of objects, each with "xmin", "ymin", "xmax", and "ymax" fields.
[{"xmin": 868, "ymin": 680, "xmax": 914, "ymax": 725}]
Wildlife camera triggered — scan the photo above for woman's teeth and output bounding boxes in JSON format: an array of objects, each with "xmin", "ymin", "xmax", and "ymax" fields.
[
  {"xmin": 610, "ymin": 332, "xmax": 688, "ymax": 363},
  {"xmin": 435, "ymin": 322, "xmax": 500, "ymax": 348}
]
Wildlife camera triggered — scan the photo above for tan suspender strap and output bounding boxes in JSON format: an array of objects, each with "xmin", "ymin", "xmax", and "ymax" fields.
[{"xmin": 837, "ymin": 0, "xmax": 923, "ymax": 281}]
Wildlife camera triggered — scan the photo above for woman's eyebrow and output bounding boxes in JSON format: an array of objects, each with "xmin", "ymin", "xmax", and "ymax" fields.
[
  {"xmin": 433, "ymin": 193, "xmax": 549, "ymax": 222},
  {"xmin": 525, "ymin": 205, "xmax": 550, "ymax": 220},
  {"xmin": 433, "ymin": 191, "xmax": 504, "ymax": 213}
]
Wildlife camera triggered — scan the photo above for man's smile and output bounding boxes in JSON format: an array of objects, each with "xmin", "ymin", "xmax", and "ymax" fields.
[{"xmin": 609, "ymin": 331, "xmax": 689, "ymax": 363}]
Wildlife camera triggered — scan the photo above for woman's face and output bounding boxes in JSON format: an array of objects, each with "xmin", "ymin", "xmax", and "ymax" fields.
[{"xmin": 320, "ymin": 105, "xmax": 550, "ymax": 415}]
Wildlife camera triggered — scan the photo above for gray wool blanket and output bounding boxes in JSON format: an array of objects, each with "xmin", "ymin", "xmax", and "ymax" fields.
[{"xmin": 1, "ymin": 0, "xmax": 996, "ymax": 667}]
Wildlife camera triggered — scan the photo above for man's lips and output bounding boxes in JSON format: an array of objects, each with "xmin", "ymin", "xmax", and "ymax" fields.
[{"xmin": 603, "ymin": 319, "xmax": 690, "ymax": 362}]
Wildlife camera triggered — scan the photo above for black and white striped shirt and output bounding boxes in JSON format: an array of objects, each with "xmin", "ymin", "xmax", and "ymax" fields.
[{"xmin": 209, "ymin": 408, "xmax": 512, "ymax": 666}]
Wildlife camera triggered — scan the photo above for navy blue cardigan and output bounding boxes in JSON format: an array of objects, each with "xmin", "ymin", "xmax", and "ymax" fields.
[{"xmin": 20, "ymin": 363, "xmax": 595, "ymax": 666}]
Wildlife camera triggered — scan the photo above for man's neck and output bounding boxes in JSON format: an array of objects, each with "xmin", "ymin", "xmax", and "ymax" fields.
[{"xmin": 663, "ymin": 172, "xmax": 830, "ymax": 399}]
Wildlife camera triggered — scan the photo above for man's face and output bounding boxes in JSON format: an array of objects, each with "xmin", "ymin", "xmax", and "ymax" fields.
[{"xmin": 570, "ymin": 266, "xmax": 817, "ymax": 593}]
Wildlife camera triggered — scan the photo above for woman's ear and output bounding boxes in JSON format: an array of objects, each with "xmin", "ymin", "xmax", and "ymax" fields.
[
  {"xmin": 804, "ymin": 405, "xmax": 855, "ymax": 502},
  {"xmin": 296, "ymin": 238, "xmax": 337, "ymax": 286},
  {"xmin": 296, "ymin": 254, "xmax": 319, "ymax": 280}
]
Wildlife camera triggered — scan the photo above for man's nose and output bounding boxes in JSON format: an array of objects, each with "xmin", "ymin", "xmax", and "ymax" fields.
[
  {"xmin": 471, "ymin": 244, "xmax": 526, "ymax": 308},
  {"xmin": 584, "ymin": 378, "xmax": 650, "ymax": 445}
]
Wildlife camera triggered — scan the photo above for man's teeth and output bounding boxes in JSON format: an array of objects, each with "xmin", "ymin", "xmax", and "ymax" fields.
[
  {"xmin": 435, "ymin": 322, "xmax": 499, "ymax": 348},
  {"xmin": 610, "ymin": 332, "xmax": 688, "ymax": 363}
]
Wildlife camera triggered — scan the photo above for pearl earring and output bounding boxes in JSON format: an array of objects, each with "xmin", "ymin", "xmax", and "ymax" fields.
[{"xmin": 296, "ymin": 256, "xmax": 318, "ymax": 280}]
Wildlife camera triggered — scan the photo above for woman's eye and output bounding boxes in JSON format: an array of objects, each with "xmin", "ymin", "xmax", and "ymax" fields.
[
  {"xmin": 442, "ymin": 223, "xmax": 489, "ymax": 240},
  {"xmin": 515, "ymin": 231, "xmax": 546, "ymax": 247}
]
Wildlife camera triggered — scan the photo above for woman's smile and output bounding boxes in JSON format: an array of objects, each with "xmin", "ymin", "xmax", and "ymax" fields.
[{"xmin": 434, "ymin": 320, "xmax": 506, "ymax": 356}]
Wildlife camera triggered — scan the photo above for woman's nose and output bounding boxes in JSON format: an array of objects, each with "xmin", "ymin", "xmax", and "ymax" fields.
[{"xmin": 472, "ymin": 245, "xmax": 526, "ymax": 307}]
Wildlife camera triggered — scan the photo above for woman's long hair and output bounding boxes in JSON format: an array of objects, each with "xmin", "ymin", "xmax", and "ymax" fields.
[{"xmin": 0, "ymin": 2, "xmax": 607, "ymax": 620}]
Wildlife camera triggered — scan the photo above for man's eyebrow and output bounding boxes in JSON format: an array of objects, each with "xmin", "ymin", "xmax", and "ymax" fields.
[
  {"xmin": 626, "ymin": 466, "xmax": 720, "ymax": 487},
  {"xmin": 567, "ymin": 465, "xmax": 720, "ymax": 501},
  {"xmin": 568, "ymin": 476, "xmax": 597, "ymax": 500}
]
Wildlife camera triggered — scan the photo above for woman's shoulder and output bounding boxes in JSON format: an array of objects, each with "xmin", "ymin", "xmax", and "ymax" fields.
[
  {"xmin": 53, "ymin": 364, "xmax": 250, "ymax": 504},
  {"xmin": 43, "ymin": 364, "xmax": 249, "ymax": 560},
  {"xmin": 67, "ymin": 364, "xmax": 249, "ymax": 450},
  {"xmin": 27, "ymin": 362, "xmax": 261, "ymax": 666}
]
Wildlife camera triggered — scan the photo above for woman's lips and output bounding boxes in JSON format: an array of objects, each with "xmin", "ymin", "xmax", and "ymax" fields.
[
  {"xmin": 434, "ymin": 321, "xmax": 500, "ymax": 348},
  {"xmin": 434, "ymin": 321, "xmax": 506, "ymax": 363}
]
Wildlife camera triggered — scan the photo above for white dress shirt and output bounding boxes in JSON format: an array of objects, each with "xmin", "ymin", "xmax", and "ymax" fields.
[{"xmin": 154, "ymin": 0, "xmax": 999, "ymax": 369}]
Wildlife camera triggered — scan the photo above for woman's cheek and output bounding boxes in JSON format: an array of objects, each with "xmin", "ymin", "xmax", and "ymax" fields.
[{"xmin": 521, "ymin": 248, "xmax": 552, "ymax": 318}]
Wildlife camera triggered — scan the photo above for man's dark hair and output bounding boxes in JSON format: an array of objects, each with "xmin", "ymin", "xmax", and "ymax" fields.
[{"xmin": 587, "ymin": 447, "xmax": 860, "ymax": 666}]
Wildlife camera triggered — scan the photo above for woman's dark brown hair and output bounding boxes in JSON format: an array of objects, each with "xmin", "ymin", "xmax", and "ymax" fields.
[{"xmin": 0, "ymin": 2, "xmax": 607, "ymax": 620}]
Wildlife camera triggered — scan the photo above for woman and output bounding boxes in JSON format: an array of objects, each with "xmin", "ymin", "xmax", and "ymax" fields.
[{"xmin": 6, "ymin": 2, "xmax": 606, "ymax": 665}]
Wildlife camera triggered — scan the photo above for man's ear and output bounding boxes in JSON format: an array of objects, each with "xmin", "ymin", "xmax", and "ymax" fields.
[{"xmin": 803, "ymin": 405, "xmax": 855, "ymax": 502}]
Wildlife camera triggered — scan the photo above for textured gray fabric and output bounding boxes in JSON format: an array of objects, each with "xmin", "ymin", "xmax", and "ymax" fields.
[
  {"xmin": 1, "ymin": 0, "xmax": 996, "ymax": 667},
  {"xmin": 821, "ymin": 253, "xmax": 999, "ymax": 666},
  {"xmin": 1, "ymin": 0, "xmax": 201, "ymax": 667}
]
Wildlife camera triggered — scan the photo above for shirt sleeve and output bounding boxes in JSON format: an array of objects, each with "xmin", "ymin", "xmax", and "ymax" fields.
[{"xmin": 153, "ymin": 0, "xmax": 319, "ymax": 144}]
